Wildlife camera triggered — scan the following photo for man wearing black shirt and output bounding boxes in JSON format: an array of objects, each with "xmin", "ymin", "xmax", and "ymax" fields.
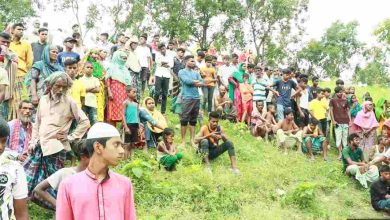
[{"xmin": 371, "ymin": 165, "xmax": 390, "ymax": 211}]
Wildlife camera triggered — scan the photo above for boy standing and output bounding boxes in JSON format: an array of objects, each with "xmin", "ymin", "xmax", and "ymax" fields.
[
  {"xmin": 56, "ymin": 123, "xmax": 136, "ymax": 220},
  {"xmin": 200, "ymin": 56, "xmax": 217, "ymax": 113},
  {"xmin": 79, "ymin": 62, "xmax": 100, "ymax": 125},
  {"xmin": 57, "ymin": 37, "xmax": 80, "ymax": 67},
  {"xmin": 65, "ymin": 59, "xmax": 86, "ymax": 108},
  {"xmin": 0, "ymin": 118, "xmax": 29, "ymax": 219},
  {"xmin": 308, "ymin": 88, "xmax": 328, "ymax": 134}
]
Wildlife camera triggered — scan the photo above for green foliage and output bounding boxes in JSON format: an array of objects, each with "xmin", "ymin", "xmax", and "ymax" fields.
[
  {"xmin": 374, "ymin": 18, "xmax": 390, "ymax": 45},
  {"xmin": 282, "ymin": 182, "xmax": 317, "ymax": 210},
  {"xmin": 0, "ymin": 0, "xmax": 35, "ymax": 30}
]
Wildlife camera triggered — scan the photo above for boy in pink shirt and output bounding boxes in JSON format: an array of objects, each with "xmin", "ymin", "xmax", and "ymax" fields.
[{"xmin": 56, "ymin": 122, "xmax": 136, "ymax": 220}]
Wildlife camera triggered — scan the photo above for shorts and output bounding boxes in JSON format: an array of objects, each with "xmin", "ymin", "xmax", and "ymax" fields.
[
  {"xmin": 124, "ymin": 123, "xmax": 139, "ymax": 143},
  {"xmin": 180, "ymin": 99, "xmax": 200, "ymax": 125},
  {"xmin": 140, "ymin": 67, "xmax": 150, "ymax": 82}
]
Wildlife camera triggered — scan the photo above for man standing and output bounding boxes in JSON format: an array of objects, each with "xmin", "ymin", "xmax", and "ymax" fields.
[
  {"xmin": 154, "ymin": 44, "xmax": 173, "ymax": 115},
  {"xmin": 172, "ymin": 48, "xmax": 185, "ymax": 97},
  {"xmin": 57, "ymin": 37, "xmax": 80, "ymax": 67},
  {"xmin": 136, "ymin": 33, "xmax": 153, "ymax": 94},
  {"xmin": 56, "ymin": 122, "xmax": 136, "ymax": 220},
  {"xmin": 31, "ymin": 28, "xmax": 48, "ymax": 63},
  {"xmin": 309, "ymin": 76, "xmax": 320, "ymax": 101},
  {"xmin": 110, "ymin": 33, "xmax": 126, "ymax": 56},
  {"xmin": 24, "ymin": 72, "xmax": 90, "ymax": 197},
  {"xmin": 6, "ymin": 100, "xmax": 33, "ymax": 162},
  {"xmin": 217, "ymin": 55, "xmax": 235, "ymax": 88},
  {"xmin": 178, "ymin": 55, "xmax": 203, "ymax": 146},
  {"xmin": 96, "ymin": 33, "xmax": 112, "ymax": 53},
  {"xmin": 10, "ymin": 23, "xmax": 33, "ymax": 78}
]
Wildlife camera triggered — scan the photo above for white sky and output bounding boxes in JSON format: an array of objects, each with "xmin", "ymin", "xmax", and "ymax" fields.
[{"xmin": 32, "ymin": 0, "xmax": 390, "ymax": 45}]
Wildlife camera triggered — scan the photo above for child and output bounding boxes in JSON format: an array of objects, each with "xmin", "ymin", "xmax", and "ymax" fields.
[
  {"xmin": 239, "ymin": 73, "xmax": 254, "ymax": 124},
  {"xmin": 251, "ymin": 101, "xmax": 270, "ymax": 139},
  {"xmin": 275, "ymin": 109, "xmax": 303, "ymax": 154},
  {"xmin": 79, "ymin": 62, "xmax": 100, "ymax": 125},
  {"xmin": 302, "ymin": 118, "xmax": 328, "ymax": 161},
  {"xmin": 308, "ymin": 88, "xmax": 328, "ymax": 135},
  {"xmin": 265, "ymin": 104, "xmax": 277, "ymax": 134},
  {"xmin": 0, "ymin": 118, "xmax": 29, "ymax": 219},
  {"xmin": 33, "ymin": 140, "xmax": 90, "ymax": 209},
  {"xmin": 157, "ymin": 128, "xmax": 183, "ymax": 171}
]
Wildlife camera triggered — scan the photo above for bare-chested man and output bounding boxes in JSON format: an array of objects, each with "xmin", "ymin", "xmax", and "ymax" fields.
[{"xmin": 275, "ymin": 108, "xmax": 302, "ymax": 154}]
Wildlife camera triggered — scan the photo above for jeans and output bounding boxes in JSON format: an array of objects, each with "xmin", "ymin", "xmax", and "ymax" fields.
[
  {"xmin": 378, "ymin": 199, "xmax": 390, "ymax": 210},
  {"xmin": 154, "ymin": 76, "xmax": 170, "ymax": 114},
  {"xmin": 82, "ymin": 106, "xmax": 97, "ymax": 125},
  {"xmin": 202, "ymin": 87, "xmax": 215, "ymax": 113},
  {"xmin": 319, "ymin": 119, "xmax": 327, "ymax": 136},
  {"xmin": 199, "ymin": 139, "xmax": 235, "ymax": 160},
  {"xmin": 276, "ymin": 104, "xmax": 286, "ymax": 122}
]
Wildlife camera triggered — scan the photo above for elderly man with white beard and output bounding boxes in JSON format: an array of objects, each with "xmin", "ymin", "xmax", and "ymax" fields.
[{"xmin": 5, "ymin": 100, "xmax": 34, "ymax": 162}]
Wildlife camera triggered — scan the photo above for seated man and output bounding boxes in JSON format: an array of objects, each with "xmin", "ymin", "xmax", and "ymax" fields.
[
  {"xmin": 302, "ymin": 118, "xmax": 328, "ymax": 161},
  {"xmin": 195, "ymin": 111, "xmax": 239, "ymax": 174},
  {"xmin": 214, "ymin": 85, "xmax": 237, "ymax": 122},
  {"xmin": 371, "ymin": 165, "xmax": 390, "ymax": 212},
  {"xmin": 33, "ymin": 140, "xmax": 90, "ymax": 210},
  {"xmin": 368, "ymin": 135, "xmax": 389, "ymax": 165},
  {"xmin": 275, "ymin": 108, "xmax": 303, "ymax": 154},
  {"xmin": 5, "ymin": 100, "xmax": 34, "ymax": 162},
  {"xmin": 343, "ymin": 133, "xmax": 379, "ymax": 188}
]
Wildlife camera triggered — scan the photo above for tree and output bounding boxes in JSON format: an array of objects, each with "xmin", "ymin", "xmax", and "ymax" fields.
[
  {"xmin": 297, "ymin": 39, "xmax": 325, "ymax": 76},
  {"xmin": 374, "ymin": 18, "xmax": 390, "ymax": 45},
  {"xmin": 0, "ymin": 0, "xmax": 35, "ymax": 30},
  {"xmin": 354, "ymin": 47, "xmax": 389, "ymax": 86},
  {"xmin": 245, "ymin": 0, "xmax": 309, "ymax": 65}
]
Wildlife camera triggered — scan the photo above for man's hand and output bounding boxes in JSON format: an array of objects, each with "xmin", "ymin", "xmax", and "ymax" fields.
[
  {"xmin": 332, "ymin": 120, "xmax": 337, "ymax": 126},
  {"xmin": 56, "ymin": 131, "xmax": 68, "ymax": 141},
  {"xmin": 385, "ymin": 194, "xmax": 390, "ymax": 199},
  {"xmin": 17, "ymin": 154, "xmax": 28, "ymax": 162},
  {"xmin": 124, "ymin": 127, "xmax": 131, "ymax": 134}
]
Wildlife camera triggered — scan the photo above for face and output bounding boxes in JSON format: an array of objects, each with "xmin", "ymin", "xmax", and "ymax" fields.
[
  {"xmin": 51, "ymin": 78, "xmax": 68, "ymax": 98},
  {"xmin": 232, "ymin": 56, "xmax": 238, "ymax": 63},
  {"xmin": 127, "ymin": 89, "xmax": 137, "ymax": 99},
  {"xmin": 0, "ymin": 37, "xmax": 10, "ymax": 48},
  {"xmin": 165, "ymin": 134, "xmax": 174, "ymax": 145},
  {"xmin": 18, "ymin": 102, "xmax": 33, "ymax": 123},
  {"xmin": 282, "ymin": 73, "xmax": 290, "ymax": 81},
  {"xmin": 336, "ymin": 91, "xmax": 343, "ymax": 98},
  {"xmin": 160, "ymin": 46, "xmax": 166, "ymax": 54},
  {"xmin": 84, "ymin": 63, "xmax": 93, "ymax": 75},
  {"xmin": 99, "ymin": 50, "xmax": 107, "ymax": 59},
  {"xmin": 65, "ymin": 64, "xmax": 78, "ymax": 78},
  {"xmin": 39, "ymin": 31, "xmax": 48, "ymax": 42},
  {"xmin": 91, "ymin": 51, "xmax": 99, "ymax": 60},
  {"xmin": 324, "ymin": 91, "xmax": 330, "ymax": 98},
  {"xmin": 243, "ymin": 76, "xmax": 249, "ymax": 82},
  {"xmin": 242, "ymin": 64, "xmax": 248, "ymax": 72},
  {"xmin": 336, "ymin": 82, "xmax": 344, "ymax": 89},
  {"xmin": 269, "ymin": 106, "xmax": 276, "ymax": 113},
  {"xmin": 119, "ymin": 35, "xmax": 126, "ymax": 44},
  {"xmin": 256, "ymin": 70, "xmax": 263, "ymax": 78},
  {"xmin": 256, "ymin": 102, "xmax": 264, "ymax": 112},
  {"xmin": 99, "ymin": 35, "xmax": 108, "ymax": 42},
  {"xmin": 154, "ymin": 36, "xmax": 160, "ymax": 42},
  {"xmin": 299, "ymin": 81, "xmax": 307, "ymax": 89},
  {"xmin": 350, "ymin": 137, "xmax": 360, "ymax": 147},
  {"xmin": 223, "ymin": 58, "xmax": 230, "ymax": 65},
  {"xmin": 317, "ymin": 91, "xmax": 324, "ymax": 99},
  {"xmin": 309, "ymin": 123, "xmax": 316, "ymax": 131},
  {"xmin": 130, "ymin": 42, "xmax": 138, "ymax": 50},
  {"xmin": 351, "ymin": 95, "xmax": 357, "ymax": 103},
  {"xmin": 13, "ymin": 26, "xmax": 24, "ymax": 38},
  {"xmin": 64, "ymin": 41, "xmax": 75, "ymax": 49},
  {"xmin": 209, "ymin": 117, "xmax": 219, "ymax": 130},
  {"xmin": 286, "ymin": 112, "xmax": 294, "ymax": 121},
  {"xmin": 0, "ymin": 137, "xmax": 7, "ymax": 154},
  {"xmin": 49, "ymin": 48, "xmax": 59, "ymax": 60},
  {"xmin": 205, "ymin": 60, "xmax": 212, "ymax": 67},
  {"xmin": 139, "ymin": 37, "xmax": 146, "ymax": 44},
  {"xmin": 177, "ymin": 50, "xmax": 184, "ymax": 58},
  {"xmin": 146, "ymin": 99, "xmax": 155, "ymax": 111},
  {"xmin": 186, "ymin": 58, "xmax": 195, "ymax": 69},
  {"xmin": 100, "ymin": 137, "xmax": 124, "ymax": 166},
  {"xmin": 219, "ymin": 86, "xmax": 226, "ymax": 96},
  {"xmin": 366, "ymin": 102, "xmax": 373, "ymax": 111},
  {"xmin": 72, "ymin": 25, "xmax": 79, "ymax": 32},
  {"xmin": 350, "ymin": 87, "xmax": 355, "ymax": 94},
  {"xmin": 313, "ymin": 79, "xmax": 319, "ymax": 86},
  {"xmin": 381, "ymin": 171, "xmax": 390, "ymax": 182},
  {"xmin": 33, "ymin": 21, "xmax": 40, "ymax": 29}
]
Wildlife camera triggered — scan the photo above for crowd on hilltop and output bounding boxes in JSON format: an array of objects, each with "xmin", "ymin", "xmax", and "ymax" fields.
[{"xmin": 1, "ymin": 20, "xmax": 390, "ymax": 219}]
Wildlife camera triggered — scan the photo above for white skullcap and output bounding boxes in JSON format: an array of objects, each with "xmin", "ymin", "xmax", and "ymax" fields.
[{"xmin": 86, "ymin": 122, "xmax": 120, "ymax": 139}]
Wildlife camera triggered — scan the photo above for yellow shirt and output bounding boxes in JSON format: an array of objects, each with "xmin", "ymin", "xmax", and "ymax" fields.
[
  {"xmin": 9, "ymin": 40, "xmax": 33, "ymax": 77},
  {"xmin": 309, "ymin": 99, "xmax": 329, "ymax": 120},
  {"xmin": 69, "ymin": 79, "xmax": 86, "ymax": 108},
  {"xmin": 200, "ymin": 66, "xmax": 216, "ymax": 87}
]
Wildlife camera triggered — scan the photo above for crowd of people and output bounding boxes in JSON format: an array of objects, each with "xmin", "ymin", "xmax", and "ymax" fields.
[{"xmin": 1, "ymin": 20, "xmax": 390, "ymax": 219}]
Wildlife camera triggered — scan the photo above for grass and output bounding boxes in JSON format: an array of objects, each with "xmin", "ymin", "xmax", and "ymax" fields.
[{"xmin": 29, "ymin": 81, "xmax": 388, "ymax": 220}]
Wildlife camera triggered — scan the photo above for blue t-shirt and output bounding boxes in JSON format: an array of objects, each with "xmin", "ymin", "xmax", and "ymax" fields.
[
  {"xmin": 178, "ymin": 68, "xmax": 203, "ymax": 99},
  {"xmin": 57, "ymin": 51, "xmax": 80, "ymax": 67},
  {"xmin": 274, "ymin": 79, "xmax": 297, "ymax": 107}
]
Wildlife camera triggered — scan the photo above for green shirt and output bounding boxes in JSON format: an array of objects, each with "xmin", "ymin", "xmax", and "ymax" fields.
[{"xmin": 342, "ymin": 146, "xmax": 363, "ymax": 171}]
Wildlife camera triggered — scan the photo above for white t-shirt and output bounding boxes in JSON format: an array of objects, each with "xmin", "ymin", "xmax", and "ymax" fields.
[
  {"xmin": 79, "ymin": 76, "xmax": 100, "ymax": 108},
  {"xmin": 384, "ymin": 148, "xmax": 390, "ymax": 159},
  {"xmin": 47, "ymin": 167, "xmax": 77, "ymax": 190},
  {"xmin": 217, "ymin": 64, "xmax": 235, "ymax": 86},
  {"xmin": 155, "ymin": 52, "xmax": 174, "ymax": 78},
  {"xmin": 136, "ymin": 45, "xmax": 152, "ymax": 68},
  {"xmin": 0, "ymin": 156, "xmax": 28, "ymax": 220},
  {"xmin": 299, "ymin": 88, "xmax": 310, "ymax": 110}
]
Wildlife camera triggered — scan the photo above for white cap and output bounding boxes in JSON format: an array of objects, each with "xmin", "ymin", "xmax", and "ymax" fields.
[{"xmin": 86, "ymin": 122, "xmax": 120, "ymax": 139}]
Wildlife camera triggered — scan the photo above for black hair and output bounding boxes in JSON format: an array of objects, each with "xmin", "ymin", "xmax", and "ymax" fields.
[
  {"xmin": 126, "ymin": 85, "xmax": 136, "ymax": 92},
  {"xmin": 153, "ymin": 34, "xmax": 160, "ymax": 38},
  {"xmin": 264, "ymin": 67, "xmax": 269, "ymax": 71},
  {"xmin": 323, "ymin": 87, "xmax": 331, "ymax": 93},
  {"xmin": 12, "ymin": 23, "xmax": 25, "ymax": 30},
  {"xmin": 18, "ymin": 100, "xmax": 32, "ymax": 109},
  {"xmin": 140, "ymin": 33, "xmax": 147, "ymax": 39},
  {"xmin": 168, "ymin": 41, "xmax": 174, "ymax": 45},
  {"xmin": 378, "ymin": 135, "xmax": 387, "ymax": 144},
  {"xmin": 72, "ymin": 139, "xmax": 90, "ymax": 160},
  {"xmin": 298, "ymin": 73, "xmax": 308, "ymax": 79},
  {"xmin": 177, "ymin": 48, "xmax": 185, "ymax": 53},
  {"xmin": 100, "ymin": 33, "xmax": 109, "ymax": 38},
  {"xmin": 0, "ymin": 118, "xmax": 9, "ymax": 138},
  {"xmin": 348, "ymin": 133, "xmax": 360, "ymax": 143},
  {"xmin": 0, "ymin": 32, "xmax": 11, "ymax": 41},
  {"xmin": 312, "ymin": 76, "xmax": 319, "ymax": 81},
  {"xmin": 248, "ymin": 64, "xmax": 256, "ymax": 69},
  {"xmin": 267, "ymin": 103, "xmax": 275, "ymax": 110},
  {"xmin": 117, "ymin": 33, "xmax": 125, "ymax": 38},
  {"xmin": 282, "ymin": 68, "xmax": 291, "ymax": 75},
  {"xmin": 197, "ymin": 51, "xmax": 205, "ymax": 58},
  {"xmin": 158, "ymin": 43, "xmax": 166, "ymax": 50},
  {"xmin": 184, "ymin": 55, "xmax": 194, "ymax": 64},
  {"xmin": 379, "ymin": 165, "xmax": 390, "ymax": 173},
  {"xmin": 334, "ymin": 86, "xmax": 343, "ymax": 93},
  {"xmin": 162, "ymin": 128, "xmax": 174, "ymax": 137},
  {"xmin": 365, "ymin": 96, "xmax": 373, "ymax": 102},
  {"xmin": 309, "ymin": 118, "xmax": 319, "ymax": 126},
  {"xmin": 64, "ymin": 59, "xmax": 78, "ymax": 67},
  {"xmin": 256, "ymin": 101, "xmax": 264, "ymax": 106},
  {"xmin": 72, "ymin": 24, "xmax": 79, "ymax": 29},
  {"xmin": 299, "ymin": 77, "xmax": 308, "ymax": 84},
  {"xmin": 317, "ymin": 88, "xmax": 324, "ymax": 93},
  {"xmin": 209, "ymin": 111, "xmax": 220, "ymax": 120},
  {"xmin": 72, "ymin": 33, "xmax": 81, "ymax": 39},
  {"xmin": 38, "ymin": 28, "xmax": 48, "ymax": 33},
  {"xmin": 284, "ymin": 108, "xmax": 293, "ymax": 117},
  {"xmin": 231, "ymin": 53, "xmax": 238, "ymax": 59},
  {"xmin": 335, "ymin": 79, "xmax": 344, "ymax": 85},
  {"xmin": 86, "ymin": 137, "xmax": 109, "ymax": 157},
  {"xmin": 205, "ymin": 55, "xmax": 213, "ymax": 62}
]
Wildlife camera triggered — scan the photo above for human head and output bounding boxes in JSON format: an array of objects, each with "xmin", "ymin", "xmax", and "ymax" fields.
[
  {"xmin": 348, "ymin": 133, "xmax": 360, "ymax": 147},
  {"xmin": 323, "ymin": 88, "xmax": 331, "ymax": 98},
  {"xmin": 45, "ymin": 71, "xmax": 72, "ymax": 99},
  {"xmin": 18, "ymin": 100, "xmax": 33, "ymax": 123},
  {"xmin": 184, "ymin": 55, "xmax": 195, "ymax": 69},
  {"xmin": 64, "ymin": 59, "xmax": 78, "ymax": 79},
  {"xmin": 208, "ymin": 111, "xmax": 220, "ymax": 130},
  {"xmin": 243, "ymin": 73, "xmax": 250, "ymax": 82},
  {"xmin": 153, "ymin": 34, "xmax": 160, "ymax": 42},
  {"xmin": 144, "ymin": 97, "xmax": 155, "ymax": 111},
  {"xmin": 248, "ymin": 64, "xmax": 255, "ymax": 73},
  {"xmin": 222, "ymin": 55, "xmax": 230, "ymax": 65},
  {"xmin": 63, "ymin": 37, "xmax": 77, "ymax": 50},
  {"xmin": 256, "ymin": 101, "xmax": 264, "ymax": 112},
  {"xmin": 349, "ymin": 86, "xmax": 355, "ymax": 95},
  {"xmin": 205, "ymin": 55, "xmax": 213, "ymax": 67},
  {"xmin": 117, "ymin": 33, "xmax": 126, "ymax": 44},
  {"xmin": 162, "ymin": 128, "xmax": 175, "ymax": 145},
  {"xmin": 219, "ymin": 85, "xmax": 227, "ymax": 96},
  {"xmin": 72, "ymin": 24, "xmax": 79, "ymax": 33},
  {"xmin": 231, "ymin": 53, "xmax": 238, "ymax": 64},
  {"xmin": 158, "ymin": 43, "xmax": 166, "ymax": 54},
  {"xmin": 73, "ymin": 140, "xmax": 90, "ymax": 167},
  {"xmin": 86, "ymin": 122, "xmax": 124, "ymax": 166},
  {"xmin": 350, "ymin": 94, "xmax": 357, "ymax": 103},
  {"xmin": 83, "ymin": 62, "xmax": 94, "ymax": 76},
  {"xmin": 176, "ymin": 48, "xmax": 185, "ymax": 58},
  {"xmin": 168, "ymin": 41, "xmax": 175, "ymax": 50},
  {"xmin": 197, "ymin": 51, "xmax": 205, "ymax": 61},
  {"xmin": 12, "ymin": 23, "xmax": 25, "ymax": 39},
  {"xmin": 38, "ymin": 28, "xmax": 48, "ymax": 43},
  {"xmin": 33, "ymin": 20, "xmax": 40, "ymax": 29},
  {"xmin": 139, "ymin": 33, "xmax": 147, "ymax": 44},
  {"xmin": 100, "ymin": 33, "xmax": 109, "ymax": 42},
  {"xmin": 312, "ymin": 76, "xmax": 319, "ymax": 87},
  {"xmin": 284, "ymin": 108, "xmax": 294, "ymax": 121},
  {"xmin": 379, "ymin": 165, "xmax": 390, "ymax": 182},
  {"xmin": 268, "ymin": 104, "xmax": 276, "ymax": 113},
  {"xmin": 298, "ymin": 77, "xmax": 308, "ymax": 89},
  {"xmin": 335, "ymin": 79, "xmax": 344, "ymax": 88},
  {"xmin": 363, "ymin": 101, "xmax": 374, "ymax": 112},
  {"xmin": 316, "ymin": 88, "xmax": 324, "ymax": 99},
  {"xmin": 378, "ymin": 135, "xmax": 388, "ymax": 146},
  {"xmin": 334, "ymin": 86, "xmax": 343, "ymax": 98},
  {"xmin": 126, "ymin": 86, "xmax": 137, "ymax": 100},
  {"xmin": 99, "ymin": 49, "xmax": 108, "ymax": 60},
  {"xmin": 48, "ymin": 45, "xmax": 59, "ymax": 61},
  {"xmin": 0, "ymin": 118, "xmax": 9, "ymax": 154},
  {"xmin": 308, "ymin": 118, "xmax": 319, "ymax": 130},
  {"xmin": 0, "ymin": 32, "xmax": 11, "ymax": 47},
  {"xmin": 281, "ymin": 68, "xmax": 291, "ymax": 81}
]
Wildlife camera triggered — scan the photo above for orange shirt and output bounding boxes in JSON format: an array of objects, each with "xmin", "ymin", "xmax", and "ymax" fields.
[{"xmin": 200, "ymin": 66, "xmax": 216, "ymax": 87}]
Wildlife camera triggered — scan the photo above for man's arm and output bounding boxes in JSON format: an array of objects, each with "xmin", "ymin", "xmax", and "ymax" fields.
[
  {"xmin": 33, "ymin": 180, "xmax": 56, "ymax": 208},
  {"xmin": 68, "ymin": 107, "xmax": 90, "ymax": 141},
  {"xmin": 26, "ymin": 43, "xmax": 33, "ymax": 70},
  {"xmin": 179, "ymin": 71, "xmax": 196, "ymax": 86},
  {"xmin": 194, "ymin": 127, "xmax": 211, "ymax": 144},
  {"xmin": 13, "ymin": 199, "xmax": 29, "ymax": 220}
]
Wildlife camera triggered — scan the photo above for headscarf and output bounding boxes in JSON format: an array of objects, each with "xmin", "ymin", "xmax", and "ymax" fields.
[
  {"xmin": 87, "ymin": 49, "xmax": 105, "ymax": 79},
  {"xmin": 106, "ymin": 50, "xmax": 132, "ymax": 86},
  {"xmin": 228, "ymin": 63, "xmax": 248, "ymax": 101},
  {"xmin": 353, "ymin": 101, "xmax": 379, "ymax": 130},
  {"xmin": 142, "ymin": 97, "xmax": 167, "ymax": 133},
  {"xmin": 25, "ymin": 45, "xmax": 63, "ymax": 86},
  {"xmin": 375, "ymin": 97, "xmax": 387, "ymax": 121},
  {"xmin": 347, "ymin": 94, "xmax": 361, "ymax": 118}
]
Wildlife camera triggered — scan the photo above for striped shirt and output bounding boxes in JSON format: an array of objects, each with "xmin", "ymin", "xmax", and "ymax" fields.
[{"xmin": 252, "ymin": 78, "xmax": 267, "ymax": 101}]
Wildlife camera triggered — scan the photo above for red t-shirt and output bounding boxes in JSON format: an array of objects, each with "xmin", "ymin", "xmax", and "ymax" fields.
[{"xmin": 330, "ymin": 98, "xmax": 350, "ymax": 124}]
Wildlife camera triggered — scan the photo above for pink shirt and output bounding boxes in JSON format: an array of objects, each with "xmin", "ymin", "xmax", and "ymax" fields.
[{"xmin": 56, "ymin": 168, "xmax": 136, "ymax": 220}]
